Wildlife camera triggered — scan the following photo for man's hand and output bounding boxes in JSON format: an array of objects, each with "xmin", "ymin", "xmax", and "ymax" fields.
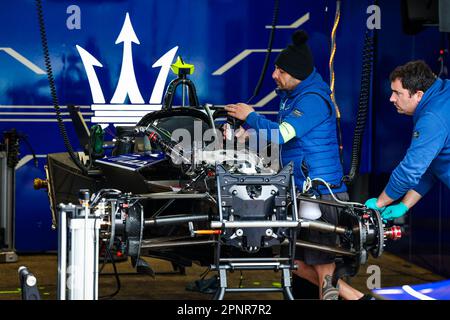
[
  {"xmin": 222, "ymin": 124, "xmax": 249, "ymax": 143},
  {"xmin": 364, "ymin": 198, "xmax": 386, "ymax": 212},
  {"xmin": 225, "ymin": 103, "xmax": 255, "ymax": 121},
  {"xmin": 381, "ymin": 202, "xmax": 409, "ymax": 220},
  {"xmin": 235, "ymin": 126, "xmax": 249, "ymax": 143}
]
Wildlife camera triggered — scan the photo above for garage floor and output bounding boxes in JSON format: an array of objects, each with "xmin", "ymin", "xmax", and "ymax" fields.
[{"xmin": 0, "ymin": 252, "xmax": 445, "ymax": 300}]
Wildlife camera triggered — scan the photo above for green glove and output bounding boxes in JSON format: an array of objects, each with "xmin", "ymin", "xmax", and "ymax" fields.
[
  {"xmin": 364, "ymin": 198, "xmax": 386, "ymax": 212},
  {"xmin": 381, "ymin": 202, "xmax": 409, "ymax": 220}
]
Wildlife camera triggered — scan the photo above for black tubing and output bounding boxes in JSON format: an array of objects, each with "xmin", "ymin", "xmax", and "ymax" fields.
[
  {"xmin": 36, "ymin": 0, "xmax": 89, "ymax": 175},
  {"xmin": 342, "ymin": 31, "xmax": 374, "ymax": 185},
  {"xmin": 246, "ymin": 0, "xmax": 280, "ymax": 104}
]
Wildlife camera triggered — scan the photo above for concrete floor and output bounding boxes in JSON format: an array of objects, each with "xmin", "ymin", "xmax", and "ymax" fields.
[{"xmin": 0, "ymin": 252, "xmax": 445, "ymax": 300}]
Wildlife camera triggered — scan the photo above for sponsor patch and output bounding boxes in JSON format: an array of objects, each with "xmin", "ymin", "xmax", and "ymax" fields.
[{"xmin": 292, "ymin": 109, "xmax": 303, "ymax": 117}]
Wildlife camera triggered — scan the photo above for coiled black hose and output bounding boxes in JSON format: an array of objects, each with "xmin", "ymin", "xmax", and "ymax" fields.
[
  {"xmin": 246, "ymin": 0, "xmax": 279, "ymax": 104},
  {"xmin": 36, "ymin": 0, "xmax": 88, "ymax": 175},
  {"xmin": 342, "ymin": 31, "xmax": 374, "ymax": 185}
]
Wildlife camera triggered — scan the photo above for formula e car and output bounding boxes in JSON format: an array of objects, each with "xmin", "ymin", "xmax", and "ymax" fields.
[{"xmin": 43, "ymin": 71, "xmax": 401, "ymax": 299}]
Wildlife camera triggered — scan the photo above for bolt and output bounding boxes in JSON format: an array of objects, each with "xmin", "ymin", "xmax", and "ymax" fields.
[
  {"xmin": 26, "ymin": 276, "xmax": 37, "ymax": 287},
  {"xmin": 222, "ymin": 201, "xmax": 226, "ymax": 206},
  {"xmin": 281, "ymin": 201, "xmax": 286, "ymax": 205}
]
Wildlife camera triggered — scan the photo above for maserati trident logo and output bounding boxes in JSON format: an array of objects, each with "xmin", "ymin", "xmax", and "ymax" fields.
[{"xmin": 76, "ymin": 13, "xmax": 178, "ymax": 127}]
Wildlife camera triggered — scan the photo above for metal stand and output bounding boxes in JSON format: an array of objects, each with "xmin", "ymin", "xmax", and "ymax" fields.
[
  {"xmin": 211, "ymin": 258, "xmax": 295, "ymax": 300},
  {"xmin": 57, "ymin": 190, "xmax": 100, "ymax": 300},
  {"xmin": 0, "ymin": 143, "xmax": 18, "ymax": 263},
  {"xmin": 18, "ymin": 266, "xmax": 41, "ymax": 300},
  {"xmin": 211, "ymin": 164, "xmax": 298, "ymax": 300}
]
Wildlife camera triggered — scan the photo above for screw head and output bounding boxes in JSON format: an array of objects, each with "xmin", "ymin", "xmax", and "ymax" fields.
[{"xmin": 26, "ymin": 276, "xmax": 37, "ymax": 287}]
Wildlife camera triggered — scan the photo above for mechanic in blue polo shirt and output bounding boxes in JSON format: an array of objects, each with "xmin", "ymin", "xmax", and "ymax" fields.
[
  {"xmin": 365, "ymin": 60, "xmax": 450, "ymax": 220},
  {"xmin": 225, "ymin": 30, "xmax": 368, "ymax": 300}
]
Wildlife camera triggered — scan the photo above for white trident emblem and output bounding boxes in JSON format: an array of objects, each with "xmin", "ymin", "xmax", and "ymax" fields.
[{"xmin": 76, "ymin": 12, "xmax": 178, "ymax": 127}]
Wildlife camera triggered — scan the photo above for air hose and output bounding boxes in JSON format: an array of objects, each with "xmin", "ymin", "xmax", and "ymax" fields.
[
  {"xmin": 246, "ymin": 0, "xmax": 279, "ymax": 104},
  {"xmin": 342, "ymin": 30, "xmax": 375, "ymax": 185},
  {"xmin": 36, "ymin": 0, "xmax": 89, "ymax": 175}
]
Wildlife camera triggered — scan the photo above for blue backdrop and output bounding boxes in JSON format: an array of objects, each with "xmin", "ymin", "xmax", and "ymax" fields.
[{"xmin": 0, "ymin": 0, "xmax": 448, "ymax": 277}]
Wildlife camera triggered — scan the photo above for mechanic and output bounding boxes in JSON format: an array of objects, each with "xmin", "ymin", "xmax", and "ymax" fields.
[
  {"xmin": 225, "ymin": 30, "xmax": 368, "ymax": 300},
  {"xmin": 365, "ymin": 60, "xmax": 450, "ymax": 220}
]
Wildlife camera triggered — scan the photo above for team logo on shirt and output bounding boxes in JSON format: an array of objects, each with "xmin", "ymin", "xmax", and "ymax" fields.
[
  {"xmin": 413, "ymin": 131, "xmax": 420, "ymax": 139},
  {"xmin": 293, "ymin": 109, "xmax": 303, "ymax": 117}
]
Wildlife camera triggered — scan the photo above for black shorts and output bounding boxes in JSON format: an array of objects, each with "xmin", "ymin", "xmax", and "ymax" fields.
[{"xmin": 295, "ymin": 192, "xmax": 349, "ymax": 265}]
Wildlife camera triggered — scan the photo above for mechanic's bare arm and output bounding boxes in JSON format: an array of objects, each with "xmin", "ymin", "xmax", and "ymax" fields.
[{"xmin": 399, "ymin": 189, "xmax": 422, "ymax": 209}]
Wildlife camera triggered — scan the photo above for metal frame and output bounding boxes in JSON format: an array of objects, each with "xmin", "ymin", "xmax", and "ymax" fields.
[
  {"xmin": 210, "ymin": 164, "xmax": 298, "ymax": 300},
  {"xmin": 57, "ymin": 199, "xmax": 100, "ymax": 300},
  {"xmin": 0, "ymin": 151, "xmax": 18, "ymax": 263}
]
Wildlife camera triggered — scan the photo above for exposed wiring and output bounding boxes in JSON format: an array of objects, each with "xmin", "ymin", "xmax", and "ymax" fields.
[
  {"xmin": 302, "ymin": 177, "xmax": 364, "ymax": 207},
  {"xmin": 90, "ymin": 189, "xmax": 122, "ymax": 207},
  {"xmin": 99, "ymin": 245, "xmax": 121, "ymax": 299},
  {"xmin": 17, "ymin": 133, "xmax": 38, "ymax": 168}
]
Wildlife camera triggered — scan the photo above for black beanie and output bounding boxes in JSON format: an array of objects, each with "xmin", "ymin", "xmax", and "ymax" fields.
[{"xmin": 275, "ymin": 30, "xmax": 314, "ymax": 80}]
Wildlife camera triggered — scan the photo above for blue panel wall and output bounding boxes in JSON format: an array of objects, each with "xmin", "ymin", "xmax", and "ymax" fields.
[
  {"xmin": 9, "ymin": 0, "xmax": 450, "ymax": 279},
  {"xmin": 372, "ymin": 0, "xmax": 450, "ymax": 276},
  {"xmin": 0, "ymin": 0, "xmax": 373, "ymax": 252}
]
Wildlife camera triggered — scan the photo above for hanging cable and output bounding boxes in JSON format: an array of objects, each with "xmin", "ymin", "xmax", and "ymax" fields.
[
  {"xmin": 246, "ymin": 0, "xmax": 280, "ymax": 104},
  {"xmin": 329, "ymin": 0, "xmax": 341, "ymax": 108},
  {"xmin": 99, "ymin": 246, "xmax": 122, "ymax": 300},
  {"xmin": 302, "ymin": 177, "xmax": 364, "ymax": 207},
  {"xmin": 36, "ymin": 0, "xmax": 89, "ymax": 175},
  {"xmin": 342, "ymin": 30, "xmax": 375, "ymax": 185},
  {"xmin": 19, "ymin": 134, "xmax": 38, "ymax": 168},
  {"xmin": 329, "ymin": 0, "xmax": 343, "ymax": 165}
]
